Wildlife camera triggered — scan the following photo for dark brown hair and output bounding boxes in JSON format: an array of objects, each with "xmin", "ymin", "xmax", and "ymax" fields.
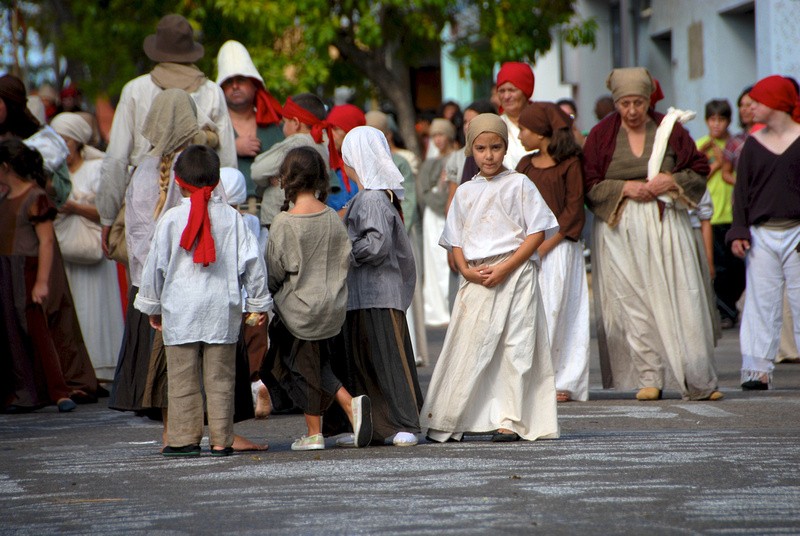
[
  {"xmin": 0, "ymin": 138, "xmax": 47, "ymax": 188},
  {"xmin": 278, "ymin": 146, "xmax": 329, "ymax": 211}
]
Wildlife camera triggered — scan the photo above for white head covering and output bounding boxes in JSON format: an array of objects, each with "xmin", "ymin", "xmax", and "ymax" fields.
[
  {"xmin": 51, "ymin": 112, "xmax": 92, "ymax": 145},
  {"xmin": 216, "ymin": 40, "xmax": 264, "ymax": 86},
  {"xmin": 341, "ymin": 126, "xmax": 405, "ymax": 199},
  {"xmin": 51, "ymin": 112, "xmax": 106, "ymax": 161},
  {"xmin": 220, "ymin": 167, "xmax": 247, "ymax": 205}
]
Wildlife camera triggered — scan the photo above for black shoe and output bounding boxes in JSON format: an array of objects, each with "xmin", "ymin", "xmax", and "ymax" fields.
[
  {"xmin": 162, "ymin": 445, "xmax": 201, "ymax": 456},
  {"xmin": 491, "ymin": 432, "xmax": 520, "ymax": 442},
  {"xmin": 741, "ymin": 380, "xmax": 769, "ymax": 391},
  {"xmin": 210, "ymin": 447, "xmax": 234, "ymax": 457}
]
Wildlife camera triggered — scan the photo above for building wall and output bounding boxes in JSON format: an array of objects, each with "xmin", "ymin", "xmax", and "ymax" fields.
[{"xmin": 560, "ymin": 0, "xmax": 800, "ymax": 138}]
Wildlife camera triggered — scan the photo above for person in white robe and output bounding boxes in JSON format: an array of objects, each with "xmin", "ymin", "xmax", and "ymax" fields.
[
  {"xmin": 51, "ymin": 113, "xmax": 124, "ymax": 380},
  {"xmin": 421, "ymin": 114, "xmax": 560, "ymax": 443}
]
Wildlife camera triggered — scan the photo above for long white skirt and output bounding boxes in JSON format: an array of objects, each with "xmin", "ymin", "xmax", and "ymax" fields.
[
  {"xmin": 593, "ymin": 202, "xmax": 718, "ymax": 400},
  {"xmin": 421, "ymin": 206, "xmax": 450, "ymax": 326},
  {"xmin": 539, "ymin": 240, "xmax": 590, "ymax": 401},
  {"xmin": 64, "ymin": 258, "xmax": 124, "ymax": 380},
  {"xmin": 421, "ymin": 256, "xmax": 559, "ymax": 441}
]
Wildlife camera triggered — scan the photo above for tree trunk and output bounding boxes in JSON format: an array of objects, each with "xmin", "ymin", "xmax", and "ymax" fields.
[{"xmin": 336, "ymin": 40, "xmax": 421, "ymax": 159}]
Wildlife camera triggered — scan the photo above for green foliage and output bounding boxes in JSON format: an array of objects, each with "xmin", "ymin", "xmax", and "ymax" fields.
[{"xmin": 20, "ymin": 0, "xmax": 594, "ymax": 104}]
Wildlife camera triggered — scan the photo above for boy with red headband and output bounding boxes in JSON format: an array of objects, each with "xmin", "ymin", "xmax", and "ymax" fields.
[
  {"xmin": 251, "ymin": 93, "xmax": 330, "ymax": 227},
  {"xmin": 726, "ymin": 75, "xmax": 800, "ymax": 390},
  {"xmin": 135, "ymin": 145, "xmax": 272, "ymax": 456}
]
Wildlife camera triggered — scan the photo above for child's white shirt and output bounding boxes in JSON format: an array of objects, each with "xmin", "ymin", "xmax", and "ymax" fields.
[
  {"xmin": 134, "ymin": 196, "xmax": 272, "ymax": 345},
  {"xmin": 440, "ymin": 169, "xmax": 558, "ymax": 262}
]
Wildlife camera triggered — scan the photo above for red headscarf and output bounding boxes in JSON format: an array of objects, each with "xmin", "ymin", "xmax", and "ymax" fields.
[
  {"xmin": 650, "ymin": 78, "xmax": 665, "ymax": 109},
  {"xmin": 327, "ymin": 104, "xmax": 366, "ymax": 134},
  {"xmin": 175, "ymin": 176, "xmax": 216, "ymax": 266},
  {"xmin": 749, "ymin": 75, "xmax": 800, "ymax": 123},
  {"xmin": 281, "ymin": 97, "xmax": 357, "ymax": 192},
  {"xmin": 254, "ymin": 85, "xmax": 282, "ymax": 126},
  {"xmin": 496, "ymin": 62, "xmax": 535, "ymax": 99},
  {"xmin": 325, "ymin": 105, "xmax": 366, "ymax": 192}
]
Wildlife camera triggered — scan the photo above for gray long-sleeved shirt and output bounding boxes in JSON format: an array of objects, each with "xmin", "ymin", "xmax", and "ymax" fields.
[{"xmin": 344, "ymin": 190, "xmax": 416, "ymax": 311}]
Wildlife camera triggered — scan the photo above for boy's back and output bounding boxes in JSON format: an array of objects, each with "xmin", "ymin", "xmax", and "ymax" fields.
[{"xmin": 136, "ymin": 197, "xmax": 271, "ymax": 346}]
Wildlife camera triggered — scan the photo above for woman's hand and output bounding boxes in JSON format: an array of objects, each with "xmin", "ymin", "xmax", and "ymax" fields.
[
  {"xmin": 59, "ymin": 200, "xmax": 76, "ymax": 215},
  {"xmin": 622, "ymin": 181, "xmax": 655, "ymax": 202},
  {"xmin": 32, "ymin": 280, "xmax": 48, "ymax": 304},
  {"xmin": 645, "ymin": 172, "xmax": 678, "ymax": 196},
  {"xmin": 731, "ymin": 239, "xmax": 750, "ymax": 259}
]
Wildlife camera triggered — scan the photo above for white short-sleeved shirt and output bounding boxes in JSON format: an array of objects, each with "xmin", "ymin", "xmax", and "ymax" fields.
[{"xmin": 440, "ymin": 169, "xmax": 558, "ymax": 263}]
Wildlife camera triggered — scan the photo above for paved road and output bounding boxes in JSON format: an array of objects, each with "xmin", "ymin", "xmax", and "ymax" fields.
[{"xmin": 2, "ymin": 327, "xmax": 800, "ymax": 535}]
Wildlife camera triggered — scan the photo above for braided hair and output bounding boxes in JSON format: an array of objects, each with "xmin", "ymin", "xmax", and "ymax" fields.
[{"xmin": 278, "ymin": 146, "xmax": 329, "ymax": 212}]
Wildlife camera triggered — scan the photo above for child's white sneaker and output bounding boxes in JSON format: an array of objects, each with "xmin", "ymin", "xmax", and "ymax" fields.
[
  {"xmin": 351, "ymin": 395, "xmax": 373, "ymax": 448},
  {"xmin": 392, "ymin": 432, "xmax": 418, "ymax": 446},
  {"xmin": 291, "ymin": 434, "xmax": 324, "ymax": 451}
]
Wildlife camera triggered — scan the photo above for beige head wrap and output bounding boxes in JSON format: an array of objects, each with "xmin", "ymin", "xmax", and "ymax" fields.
[
  {"xmin": 606, "ymin": 67, "xmax": 654, "ymax": 102},
  {"xmin": 365, "ymin": 110, "xmax": 389, "ymax": 132},
  {"xmin": 429, "ymin": 118, "xmax": 456, "ymax": 140},
  {"xmin": 142, "ymin": 88, "xmax": 199, "ymax": 157},
  {"xmin": 464, "ymin": 113, "xmax": 508, "ymax": 157}
]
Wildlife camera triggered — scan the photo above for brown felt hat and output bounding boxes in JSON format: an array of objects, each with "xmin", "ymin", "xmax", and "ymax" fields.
[{"xmin": 143, "ymin": 14, "xmax": 204, "ymax": 63}]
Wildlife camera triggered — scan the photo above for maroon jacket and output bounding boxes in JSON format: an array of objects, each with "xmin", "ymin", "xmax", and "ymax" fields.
[{"xmin": 583, "ymin": 110, "xmax": 709, "ymax": 194}]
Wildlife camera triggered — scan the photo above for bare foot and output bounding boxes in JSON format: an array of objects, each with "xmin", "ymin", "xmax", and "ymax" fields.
[
  {"xmin": 255, "ymin": 384, "xmax": 272, "ymax": 419},
  {"xmin": 497, "ymin": 428, "xmax": 515, "ymax": 435},
  {"xmin": 232, "ymin": 434, "xmax": 269, "ymax": 452},
  {"xmin": 556, "ymin": 390, "xmax": 572, "ymax": 403}
]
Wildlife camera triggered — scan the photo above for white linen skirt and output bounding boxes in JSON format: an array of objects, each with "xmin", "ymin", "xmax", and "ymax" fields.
[
  {"xmin": 421, "ymin": 256, "xmax": 559, "ymax": 441},
  {"xmin": 539, "ymin": 239, "xmax": 590, "ymax": 401},
  {"xmin": 593, "ymin": 201, "xmax": 719, "ymax": 399}
]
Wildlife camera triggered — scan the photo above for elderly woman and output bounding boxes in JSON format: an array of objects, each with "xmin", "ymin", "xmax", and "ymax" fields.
[
  {"xmin": 51, "ymin": 113, "xmax": 124, "ymax": 381},
  {"xmin": 583, "ymin": 67, "xmax": 722, "ymax": 401},
  {"xmin": 495, "ymin": 62, "xmax": 535, "ymax": 168}
]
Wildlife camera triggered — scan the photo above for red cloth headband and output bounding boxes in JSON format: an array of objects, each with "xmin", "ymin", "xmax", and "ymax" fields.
[
  {"xmin": 175, "ymin": 176, "xmax": 216, "ymax": 266},
  {"xmin": 496, "ymin": 62, "xmax": 535, "ymax": 99},
  {"xmin": 749, "ymin": 75, "xmax": 800, "ymax": 123},
  {"xmin": 254, "ymin": 86, "xmax": 282, "ymax": 126},
  {"xmin": 281, "ymin": 97, "xmax": 353, "ymax": 193}
]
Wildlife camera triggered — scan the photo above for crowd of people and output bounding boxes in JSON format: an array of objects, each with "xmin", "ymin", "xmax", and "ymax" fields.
[{"xmin": 1, "ymin": 14, "xmax": 799, "ymax": 454}]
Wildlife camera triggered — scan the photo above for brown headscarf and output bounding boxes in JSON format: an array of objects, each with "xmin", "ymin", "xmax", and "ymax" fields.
[
  {"xmin": 0, "ymin": 74, "xmax": 41, "ymax": 138},
  {"xmin": 518, "ymin": 102, "xmax": 572, "ymax": 137}
]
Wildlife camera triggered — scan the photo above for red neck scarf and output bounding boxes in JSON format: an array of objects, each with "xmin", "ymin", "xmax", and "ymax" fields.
[
  {"xmin": 282, "ymin": 97, "xmax": 351, "ymax": 192},
  {"xmin": 255, "ymin": 86, "xmax": 282, "ymax": 127},
  {"xmin": 175, "ymin": 176, "xmax": 216, "ymax": 266}
]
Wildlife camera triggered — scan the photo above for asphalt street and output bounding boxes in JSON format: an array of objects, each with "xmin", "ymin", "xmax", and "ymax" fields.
[{"xmin": 2, "ymin": 326, "xmax": 800, "ymax": 535}]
